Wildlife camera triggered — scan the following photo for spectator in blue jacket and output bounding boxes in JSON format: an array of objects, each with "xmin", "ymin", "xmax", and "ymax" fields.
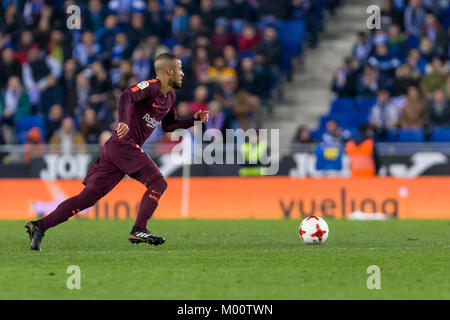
[
  {"xmin": 404, "ymin": 0, "xmax": 426, "ymax": 46},
  {"xmin": 368, "ymin": 43, "xmax": 401, "ymax": 88},
  {"xmin": 96, "ymin": 15, "xmax": 121, "ymax": 59},
  {"xmin": 171, "ymin": 5, "xmax": 190, "ymax": 37},
  {"xmin": 73, "ymin": 31, "xmax": 102, "ymax": 67},
  {"xmin": 108, "ymin": 0, "xmax": 146, "ymax": 22}
]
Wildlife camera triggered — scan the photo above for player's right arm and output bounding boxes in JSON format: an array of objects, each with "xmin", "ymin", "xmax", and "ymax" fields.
[{"xmin": 116, "ymin": 122, "xmax": 129, "ymax": 139}]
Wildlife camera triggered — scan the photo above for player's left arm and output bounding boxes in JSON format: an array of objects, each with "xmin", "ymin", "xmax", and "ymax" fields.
[{"xmin": 162, "ymin": 104, "xmax": 209, "ymax": 132}]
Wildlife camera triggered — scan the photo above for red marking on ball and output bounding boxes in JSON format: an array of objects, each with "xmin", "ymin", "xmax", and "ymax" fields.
[
  {"xmin": 299, "ymin": 226, "xmax": 306, "ymax": 240},
  {"xmin": 311, "ymin": 223, "xmax": 327, "ymax": 242}
]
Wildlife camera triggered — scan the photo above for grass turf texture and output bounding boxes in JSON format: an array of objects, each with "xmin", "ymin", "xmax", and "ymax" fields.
[{"xmin": 0, "ymin": 219, "xmax": 449, "ymax": 299}]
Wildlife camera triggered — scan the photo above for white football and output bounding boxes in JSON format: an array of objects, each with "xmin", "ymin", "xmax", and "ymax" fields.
[{"xmin": 299, "ymin": 216, "xmax": 329, "ymax": 244}]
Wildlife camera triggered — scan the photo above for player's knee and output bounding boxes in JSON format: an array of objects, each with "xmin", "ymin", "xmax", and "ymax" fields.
[
  {"xmin": 152, "ymin": 175, "xmax": 167, "ymax": 195},
  {"xmin": 145, "ymin": 176, "xmax": 167, "ymax": 202},
  {"xmin": 80, "ymin": 188, "xmax": 102, "ymax": 208},
  {"xmin": 161, "ymin": 179, "xmax": 167, "ymax": 194}
]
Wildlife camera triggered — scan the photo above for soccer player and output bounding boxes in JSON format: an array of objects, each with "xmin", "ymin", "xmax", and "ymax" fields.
[{"xmin": 25, "ymin": 53, "xmax": 209, "ymax": 250}]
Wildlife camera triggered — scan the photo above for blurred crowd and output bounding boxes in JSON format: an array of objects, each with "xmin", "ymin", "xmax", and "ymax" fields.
[
  {"xmin": 0, "ymin": 0, "xmax": 341, "ymax": 162},
  {"xmin": 293, "ymin": 0, "xmax": 450, "ymax": 148}
]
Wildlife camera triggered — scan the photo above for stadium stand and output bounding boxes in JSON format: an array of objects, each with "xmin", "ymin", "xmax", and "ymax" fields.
[
  {"xmin": 0, "ymin": 0, "xmax": 339, "ymax": 150},
  {"xmin": 314, "ymin": 0, "xmax": 450, "ymax": 146}
]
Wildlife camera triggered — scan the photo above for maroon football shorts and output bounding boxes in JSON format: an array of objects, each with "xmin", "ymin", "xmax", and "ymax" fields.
[{"xmin": 82, "ymin": 137, "xmax": 163, "ymax": 197}]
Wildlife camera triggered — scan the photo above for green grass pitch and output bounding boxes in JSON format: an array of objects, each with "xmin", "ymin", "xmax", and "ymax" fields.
[{"xmin": 0, "ymin": 219, "xmax": 449, "ymax": 299}]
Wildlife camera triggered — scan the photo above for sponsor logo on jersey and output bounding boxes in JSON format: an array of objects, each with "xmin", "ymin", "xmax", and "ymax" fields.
[{"xmin": 143, "ymin": 113, "xmax": 161, "ymax": 128}]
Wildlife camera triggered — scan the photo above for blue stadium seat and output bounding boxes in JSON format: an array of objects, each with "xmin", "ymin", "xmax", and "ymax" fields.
[
  {"xmin": 318, "ymin": 114, "xmax": 333, "ymax": 130},
  {"xmin": 407, "ymin": 35, "xmax": 420, "ymax": 49},
  {"xmin": 163, "ymin": 37, "xmax": 179, "ymax": 50},
  {"xmin": 431, "ymin": 127, "xmax": 450, "ymax": 142},
  {"xmin": 15, "ymin": 115, "xmax": 46, "ymax": 144},
  {"xmin": 384, "ymin": 129, "xmax": 399, "ymax": 142},
  {"xmin": 342, "ymin": 127, "xmax": 359, "ymax": 139},
  {"xmin": 443, "ymin": 7, "xmax": 450, "ymax": 29},
  {"xmin": 238, "ymin": 51, "xmax": 254, "ymax": 60},
  {"xmin": 398, "ymin": 128, "xmax": 425, "ymax": 142},
  {"xmin": 278, "ymin": 21, "xmax": 306, "ymax": 48},
  {"xmin": 330, "ymin": 98, "xmax": 355, "ymax": 114},
  {"xmin": 309, "ymin": 129, "xmax": 323, "ymax": 141},
  {"xmin": 277, "ymin": 20, "xmax": 306, "ymax": 73},
  {"xmin": 356, "ymin": 97, "xmax": 377, "ymax": 114},
  {"xmin": 320, "ymin": 113, "xmax": 364, "ymax": 131},
  {"xmin": 355, "ymin": 110, "xmax": 370, "ymax": 125},
  {"xmin": 339, "ymin": 115, "xmax": 363, "ymax": 128}
]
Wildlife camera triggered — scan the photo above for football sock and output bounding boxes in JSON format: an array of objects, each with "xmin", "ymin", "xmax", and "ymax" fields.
[
  {"xmin": 134, "ymin": 176, "xmax": 167, "ymax": 229},
  {"xmin": 39, "ymin": 188, "xmax": 101, "ymax": 232}
]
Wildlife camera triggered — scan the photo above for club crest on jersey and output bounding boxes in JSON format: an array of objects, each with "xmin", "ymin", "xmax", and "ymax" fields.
[{"xmin": 143, "ymin": 113, "xmax": 160, "ymax": 128}]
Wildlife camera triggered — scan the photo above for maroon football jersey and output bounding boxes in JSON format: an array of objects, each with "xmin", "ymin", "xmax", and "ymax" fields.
[{"xmin": 115, "ymin": 78, "xmax": 194, "ymax": 146}]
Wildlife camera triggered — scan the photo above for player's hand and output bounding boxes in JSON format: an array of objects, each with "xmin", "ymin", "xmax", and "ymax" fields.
[
  {"xmin": 194, "ymin": 110, "xmax": 209, "ymax": 123},
  {"xmin": 116, "ymin": 122, "xmax": 129, "ymax": 139}
]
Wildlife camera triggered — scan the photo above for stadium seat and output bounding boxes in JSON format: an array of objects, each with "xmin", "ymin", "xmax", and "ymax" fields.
[
  {"xmin": 320, "ymin": 113, "xmax": 363, "ymax": 131},
  {"xmin": 163, "ymin": 37, "xmax": 179, "ymax": 50},
  {"xmin": 318, "ymin": 114, "xmax": 332, "ymax": 130},
  {"xmin": 278, "ymin": 21, "xmax": 306, "ymax": 49},
  {"xmin": 443, "ymin": 7, "xmax": 450, "ymax": 28},
  {"xmin": 355, "ymin": 111, "xmax": 370, "ymax": 126},
  {"xmin": 309, "ymin": 129, "xmax": 323, "ymax": 141},
  {"xmin": 398, "ymin": 128, "xmax": 425, "ymax": 142},
  {"xmin": 15, "ymin": 115, "xmax": 46, "ymax": 144},
  {"xmin": 342, "ymin": 127, "xmax": 358, "ymax": 139},
  {"xmin": 384, "ymin": 129, "xmax": 399, "ymax": 142},
  {"xmin": 330, "ymin": 98, "xmax": 355, "ymax": 114},
  {"xmin": 277, "ymin": 20, "xmax": 306, "ymax": 73},
  {"xmin": 431, "ymin": 127, "xmax": 450, "ymax": 142},
  {"xmin": 407, "ymin": 35, "xmax": 420, "ymax": 49},
  {"xmin": 356, "ymin": 97, "xmax": 377, "ymax": 114}
]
